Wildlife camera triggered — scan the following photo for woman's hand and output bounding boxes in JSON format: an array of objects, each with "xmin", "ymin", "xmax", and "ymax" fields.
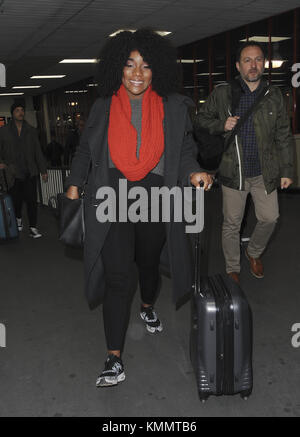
[
  {"xmin": 66, "ymin": 185, "xmax": 80, "ymax": 200},
  {"xmin": 280, "ymin": 178, "xmax": 293, "ymax": 189},
  {"xmin": 190, "ymin": 172, "xmax": 213, "ymax": 191}
]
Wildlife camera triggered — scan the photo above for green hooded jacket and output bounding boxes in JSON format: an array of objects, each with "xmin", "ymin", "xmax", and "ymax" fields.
[{"xmin": 195, "ymin": 78, "xmax": 294, "ymax": 193}]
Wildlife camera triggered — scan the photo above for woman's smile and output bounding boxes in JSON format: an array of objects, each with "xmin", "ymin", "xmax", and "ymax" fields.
[{"xmin": 122, "ymin": 50, "xmax": 152, "ymax": 100}]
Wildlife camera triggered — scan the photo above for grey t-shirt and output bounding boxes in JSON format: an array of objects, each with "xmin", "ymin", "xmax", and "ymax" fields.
[{"xmin": 108, "ymin": 98, "xmax": 164, "ymax": 177}]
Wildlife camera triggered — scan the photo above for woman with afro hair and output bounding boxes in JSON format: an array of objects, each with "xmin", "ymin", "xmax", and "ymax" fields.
[{"xmin": 66, "ymin": 29, "xmax": 212, "ymax": 387}]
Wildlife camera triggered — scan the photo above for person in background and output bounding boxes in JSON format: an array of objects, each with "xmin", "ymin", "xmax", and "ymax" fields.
[
  {"xmin": 66, "ymin": 29, "xmax": 212, "ymax": 388},
  {"xmin": 64, "ymin": 117, "xmax": 86, "ymax": 166},
  {"xmin": 0, "ymin": 102, "xmax": 48, "ymax": 238},
  {"xmin": 46, "ymin": 133, "xmax": 64, "ymax": 167},
  {"xmin": 195, "ymin": 41, "xmax": 294, "ymax": 284}
]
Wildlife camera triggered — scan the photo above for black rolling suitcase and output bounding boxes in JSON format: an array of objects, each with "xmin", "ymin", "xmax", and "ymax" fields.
[
  {"xmin": 190, "ymin": 190, "xmax": 253, "ymax": 402},
  {"xmin": 0, "ymin": 170, "xmax": 18, "ymax": 241}
]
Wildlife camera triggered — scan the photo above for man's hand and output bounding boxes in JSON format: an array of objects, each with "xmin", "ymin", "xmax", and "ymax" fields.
[
  {"xmin": 281, "ymin": 178, "xmax": 293, "ymax": 189},
  {"xmin": 41, "ymin": 173, "xmax": 48, "ymax": 182},
  {"xmin": 190, "ymin": 172, "xmax": 213, "ymax": 191},
  {"xmin": 224, "ymin": 116, "xmax": 240, "ymax": 132},
  {"xmin": 0, "ymin": 163, "xmax": 7, "ymax": 170},
  {"xmin": 66, "ymin": 185, "xmax": 79, "ymax": 200}
]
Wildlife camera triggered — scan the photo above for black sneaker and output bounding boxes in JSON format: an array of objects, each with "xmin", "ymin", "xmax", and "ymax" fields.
[
  {"xmin": 96, "ymin": 354, "xmax": 125, "ymax": 388},
  {"xmin": 140, "ymin": 305, "xmax": 163, "ymax": 334}
]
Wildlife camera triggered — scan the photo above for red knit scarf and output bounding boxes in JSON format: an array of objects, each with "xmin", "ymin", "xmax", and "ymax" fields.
[{"xmin": 108, "ymin": 84, "xmax": 165, "ymax": 181}]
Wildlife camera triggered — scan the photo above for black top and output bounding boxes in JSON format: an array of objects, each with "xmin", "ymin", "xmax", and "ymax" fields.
[{"xmin": 11, "ymin": 122, "xmax": 29, "ymax": 179}]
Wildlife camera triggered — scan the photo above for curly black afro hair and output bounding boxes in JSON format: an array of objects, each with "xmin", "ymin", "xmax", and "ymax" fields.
[{"xmin": 95, "ymin": 29, "xmax": 180, "ymax": 98}]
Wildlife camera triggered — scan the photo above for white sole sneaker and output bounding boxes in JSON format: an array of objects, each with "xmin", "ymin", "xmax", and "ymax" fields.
[
  {"xmin": 96, "ymin": 372, "xmax": 126, "ymax": 388},
  {"xmin": 140, "ymin": 312, "xmax": 163, "ymax": 334},
  {"xmin": 146, "ymin": 323, "xmax": 163, "ymax": 334},
  {"xmin": 17, "ymin": 219, "xmax": 23, "ymax": 232},
  {"xmin": 29, "ymin": 228, "xmax": 42, "ymax": 238}
]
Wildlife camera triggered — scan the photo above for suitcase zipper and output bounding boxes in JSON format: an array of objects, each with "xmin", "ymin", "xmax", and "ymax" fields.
[
  {"xmin": 219, "ymin": 275, "xmax": 235, "ymax": 394},
  {"xmin": 210, "ymin": 279, "xmax": 225, "ymax": 395}
]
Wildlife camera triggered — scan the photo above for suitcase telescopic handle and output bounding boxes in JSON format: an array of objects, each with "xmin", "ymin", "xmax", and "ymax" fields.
[
  {"xmin": 192, "ymin": 181, "xmax": 204, "ymax": 295},
  {"xmin": 192, "ymin": 179, "xmax": 212, "ymax": 295}
]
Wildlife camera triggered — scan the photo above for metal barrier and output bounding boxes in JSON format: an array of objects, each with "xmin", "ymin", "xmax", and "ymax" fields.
[{"xmin": 38, "ymin": 168, "xmax": 70, "ymax": 207}]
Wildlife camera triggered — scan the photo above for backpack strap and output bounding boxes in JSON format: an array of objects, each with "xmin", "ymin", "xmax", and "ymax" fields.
[{"xmin": 225, "ymin": 84, "xmax": 269, "ymax": 152}]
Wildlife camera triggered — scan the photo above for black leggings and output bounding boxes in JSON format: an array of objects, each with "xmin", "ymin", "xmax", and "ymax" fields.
[
  {"xmin": 102, "ymin": 218, "xmax": 166, "ymax": 351},
  {"xmin": 9, "ymin": 176, "xmax": 38, "ymax": 227}
]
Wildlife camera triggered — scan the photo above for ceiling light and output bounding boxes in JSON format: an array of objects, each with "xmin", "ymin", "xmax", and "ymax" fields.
[
  {"xmin": 240, "ymin": 36, "xmax": 291, "ymax": 43},
  {"xmin": 30, "ymin": 75, "xmax": 66, "ymax": 79},
  {"xmin": 59, "ymin": 59, "xmax": 98, "ymax": 64},
  {"xmin": 178, "ymin": 59, "xmax": 204, "ymax": 63},
  {"xmin": 65, "ymin": 90, "xmax": 88, "ymax": 93},
  {"xmin": 265, "ymin": 60, "xmax": 286, "ymax": 69},
  {"xmin": 197, "ymin": 73, "xmax": 223, "ymax": 76},
  {"xmin": 109, "ymin": 29, "xmax": 171, "ymax": 37},
  {"xmin": 0, "ymin": 92, "xmax": 24, "ymax": 96},
  {"xmin": 12, "ymin": 86, "xmax": 41, "ymax": 89},
  {"xmin": 109, "ymin": 29, "xmax": 134, "ymax": 37},
  {"xmin": 156, "ymin": 31, "xmax": 172, "ymax": 36}
]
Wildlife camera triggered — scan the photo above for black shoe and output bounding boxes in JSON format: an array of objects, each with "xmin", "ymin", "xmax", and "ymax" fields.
[
  {"xmin": 140, "ymin": 305, "xmax": 163, "ymax": 334},
  {"xmin": 96, "ymin": 354, "xmax": 125, "ymax": 388}
]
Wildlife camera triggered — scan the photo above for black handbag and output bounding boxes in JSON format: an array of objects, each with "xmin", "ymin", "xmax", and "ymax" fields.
[
  {"xmin": 194, "ymin": 84, "xmax": 269, "ymax": 171},
  {"xmin": 193, "ymin": 128, "xmax": 225, "ymax": 171},
  {"xmin": 57, "ymin": 192, "xmax": 85, "ymax": 248}
]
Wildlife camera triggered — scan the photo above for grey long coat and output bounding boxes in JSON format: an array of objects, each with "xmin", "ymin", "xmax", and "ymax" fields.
[{"xmin": 67, "ymin": 93, "xmax": 202, "ymax": 310}]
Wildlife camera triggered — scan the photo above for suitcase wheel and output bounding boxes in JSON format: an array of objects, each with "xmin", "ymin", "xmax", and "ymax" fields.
[
  {"xmin": 240, "ymin": 390, "xmax": 252, "ymax": 400},
  {"xmin": 199, "ymin": 394, "xmax": 209, "ymax": 403}
]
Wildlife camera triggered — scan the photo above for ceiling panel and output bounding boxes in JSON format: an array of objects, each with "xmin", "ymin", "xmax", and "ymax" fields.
[{"xmin": 0, "ymin": 0, "xmax": 298, "ymax": 95}]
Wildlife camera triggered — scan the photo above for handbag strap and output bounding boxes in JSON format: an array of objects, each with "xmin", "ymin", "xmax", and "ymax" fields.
[{"xmin": 224, "ymin": 85, "xmax": 269, "ymax": 152}]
